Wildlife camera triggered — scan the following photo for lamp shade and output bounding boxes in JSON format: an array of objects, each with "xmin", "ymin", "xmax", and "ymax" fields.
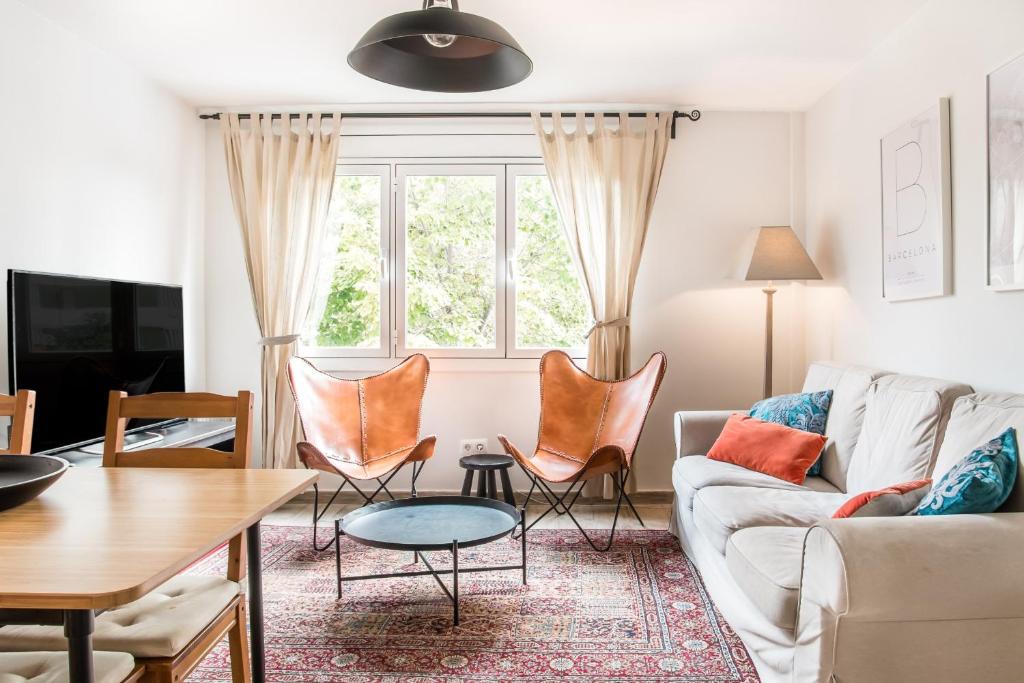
[
  {"xmin": 348, "ymin": 3, "xmax": 532, "ymax": 93},
  {"xmin": 745, "ymin": 226, "xmax": 822, "ymax": 282}
]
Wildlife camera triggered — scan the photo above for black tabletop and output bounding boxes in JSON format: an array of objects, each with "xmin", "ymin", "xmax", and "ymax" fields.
[
  {"xmin": 459, "ymin": 453, "xmax": 514, "ymax": 470},
  {"xmin": 339, "ymin": 495, "xmax": 520, "ymax": 551}
]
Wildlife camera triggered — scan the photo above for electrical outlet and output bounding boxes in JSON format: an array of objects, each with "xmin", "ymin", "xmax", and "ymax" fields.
[{"xmin": 460, "ymin": 438, "xmax": 488, "ymax": 455}]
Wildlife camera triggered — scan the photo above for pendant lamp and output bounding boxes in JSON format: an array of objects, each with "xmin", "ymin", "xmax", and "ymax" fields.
[{"xmin": 348, "ymin": 0, "xmax": 532, "ymax": 93}]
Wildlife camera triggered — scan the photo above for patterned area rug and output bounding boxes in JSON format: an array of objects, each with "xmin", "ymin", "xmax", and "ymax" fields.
[{"xmin": 187, "ymin": 526, "xmax": 759, "ymax": 682}]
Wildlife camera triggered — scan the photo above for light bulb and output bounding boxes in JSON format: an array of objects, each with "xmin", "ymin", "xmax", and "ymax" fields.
[
  {"xmin": 423, "ymin": 0, "xmax": 458, "ymax": 49},
  {"xmin": 424, "ymin": 33, "xmax": 457, "ymax": 48}
]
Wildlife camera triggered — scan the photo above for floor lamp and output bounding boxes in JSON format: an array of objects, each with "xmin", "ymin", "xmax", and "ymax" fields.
[{"xmin": 745, "ymin": 226, "xmax": 822, "ymax": 399}]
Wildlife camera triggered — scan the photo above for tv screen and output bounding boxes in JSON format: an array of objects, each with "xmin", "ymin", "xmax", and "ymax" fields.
[{"xmin": 7, "ymin": 271, "xmax": 185, "ymax": 452}]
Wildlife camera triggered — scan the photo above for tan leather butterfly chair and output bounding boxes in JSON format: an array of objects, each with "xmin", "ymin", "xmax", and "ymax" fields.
[
  {"xmin": 287, "ymin": 355, "xmax": 436, "ymax": 551},
  {"xmin": 0, "ymin": 391, "xmax": 255, "ymax": 682},
  {"xmin": 499, "ymin": 350, "xmax": 667, "ymax": 551},
  {"xmin": 0, "ymin": 390, "xmax": 36, "ymax": 454}
]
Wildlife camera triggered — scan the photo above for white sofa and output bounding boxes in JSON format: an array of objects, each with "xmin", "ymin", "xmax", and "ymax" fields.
[{"xmin": 669, "ymin": 361, "xmax": 1024, "ymax": 682}]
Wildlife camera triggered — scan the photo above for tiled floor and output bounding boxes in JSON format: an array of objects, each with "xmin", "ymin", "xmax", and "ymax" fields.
[{"xmin": 265, "ymin": 498, "xmax": 672, "ymax": 531}]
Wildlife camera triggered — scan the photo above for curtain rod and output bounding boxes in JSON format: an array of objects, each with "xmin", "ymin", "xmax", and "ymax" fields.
[{"xmin": 198, "ymin": 110, "xmax": 701, "ymax": 138}]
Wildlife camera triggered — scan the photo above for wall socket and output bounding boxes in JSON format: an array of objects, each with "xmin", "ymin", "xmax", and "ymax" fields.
[{"xmin": 460, "ymin": 438, "xmax": 489, "ymax": 455}]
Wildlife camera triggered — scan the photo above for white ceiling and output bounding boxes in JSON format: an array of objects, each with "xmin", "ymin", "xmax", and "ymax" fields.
[{"xmin": 25, "ymin": 0, "xmax": 927, "ymax": 110}]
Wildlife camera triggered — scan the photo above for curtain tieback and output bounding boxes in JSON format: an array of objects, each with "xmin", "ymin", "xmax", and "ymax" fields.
[
  {"xmin": 585, "ymin": 317, "xmax": 630, "ymax": 339},
  {"xmin": 258, "ymin": 334, "xmax": 300, "ymax": 346}
]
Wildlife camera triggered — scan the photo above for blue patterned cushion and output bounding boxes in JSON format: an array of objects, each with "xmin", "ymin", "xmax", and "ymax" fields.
[
  {"xmin": 914, "ymin": 428, "xmax": 1018, "ymax": 516},
  {"xmin": 749, "ymin": 390, "xmax": 833, "ymax": 476}
]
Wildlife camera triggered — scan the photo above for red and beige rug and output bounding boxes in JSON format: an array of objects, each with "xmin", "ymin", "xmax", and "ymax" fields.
[{"xmin": 187, "ymin": 526, "xmax": 759, "ymax": 682}]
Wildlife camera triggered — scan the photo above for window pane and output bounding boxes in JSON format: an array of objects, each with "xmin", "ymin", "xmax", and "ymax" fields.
[
  {"xmin": 405, "ymin": 175, "xmax": 497, "ymax": 349},
  {"xmin": 303, "ymin": 175, "xmax": 382, "ymax": 349},
  {"xmin": 514, "ymin": 175, "xmax": 590, "ymax": 349}
]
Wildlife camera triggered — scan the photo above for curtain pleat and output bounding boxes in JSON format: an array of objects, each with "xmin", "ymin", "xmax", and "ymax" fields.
[
  {"xmin": 533, "ymin": 111, "xmax": 671, "ymax": 494},
  {"xmin": 221, "ymin": 113, "xmax": 341, "ymax": 468}
]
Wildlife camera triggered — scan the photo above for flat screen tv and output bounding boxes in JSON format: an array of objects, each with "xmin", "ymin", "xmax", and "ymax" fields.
[{"xmin": 7, "ymin": 270, "xmax": 185, "ymax": 453}]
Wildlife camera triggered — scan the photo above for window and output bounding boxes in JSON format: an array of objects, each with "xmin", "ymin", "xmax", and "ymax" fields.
[{"xmin": 304, "ymin": 161, "xmax": 589, "ymax": 359}]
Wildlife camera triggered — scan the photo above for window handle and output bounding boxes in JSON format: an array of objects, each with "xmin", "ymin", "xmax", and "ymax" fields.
[
  {"xmin": 380, "ymin": 256, "xmax": 389, "ymax": 281},
  {"xmin": 507, "ymin": 255, "xmax": 516, "ymax": 282}
]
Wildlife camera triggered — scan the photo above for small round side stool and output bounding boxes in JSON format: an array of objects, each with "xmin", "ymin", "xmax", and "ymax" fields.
[{"xmin": 459, "ymin": 453, "xmax": 516, "ymax": 506}]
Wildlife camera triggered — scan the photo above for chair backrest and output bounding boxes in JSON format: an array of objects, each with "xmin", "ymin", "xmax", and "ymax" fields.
[
  {"xmin": 537, "ymin": 350, "xmax": 666, "ymax": 468},
  {"xmin": 102, "ymin": 391, "xmax": 253, "ymax": 469},
  {"xmin": 287, "ymin": 355, "xmax": 429, "ymax": 464},
  {"xmin": 0, "ymin": 390, "xmax": 36, "ymax": 455}
]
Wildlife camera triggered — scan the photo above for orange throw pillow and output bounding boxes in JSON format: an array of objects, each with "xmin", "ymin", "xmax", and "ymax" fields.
[
  {"xmin": 707, "ymin": 414, "xmax": 827, "ymax": 485},
  {"xmin": 832, "ymin": 479, "xmax": 932, "ymax": 519}
]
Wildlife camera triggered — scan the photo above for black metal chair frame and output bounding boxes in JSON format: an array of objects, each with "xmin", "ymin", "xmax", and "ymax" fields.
[
  {"xmin": 514, "ymin": 463, "xmax": 644, "ymax": 551},
  {"xmin": 310, "ymin": 459, "xmax": 425, "ymax": 551}
]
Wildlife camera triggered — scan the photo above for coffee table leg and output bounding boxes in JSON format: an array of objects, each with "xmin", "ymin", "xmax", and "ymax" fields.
[
  {"xmin": 65, "ymin": 609, "xmax": 94, "ymax": 683},
  {"xmin": 460, "ymin": 469, "xmax": 473, "ymax": 496},
  {"xmin": 486, "ymin": 470, "xmax": 497, "ymax": 499},
  {"xmin": 246, "ymin": 522, "xmax": 265, "ymax": 683},
  {"xmin": 476, "ymin": 470, "xmax": 486, "ymax": 497},
  {"xmin": 520, "ymin": 511, "xmax": 528, "ymax": 585},
  {"xmin": 335, "ymin": 519, "xmax": 343, "ymax": 598},
  {"xmin": 451, "ymin": 539, "xmax": 459, "ymax": 626}
]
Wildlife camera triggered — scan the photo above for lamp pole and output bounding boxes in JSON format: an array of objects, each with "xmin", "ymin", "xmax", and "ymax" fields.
[{"xmin": 762, "ymin": 282, "xmax": 776, "ymax": 399}]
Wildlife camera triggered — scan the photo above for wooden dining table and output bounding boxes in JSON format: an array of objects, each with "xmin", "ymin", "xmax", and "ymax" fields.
[{"xmin": 0, "ymin": 466, "xmax": 317, "ymax": 683}]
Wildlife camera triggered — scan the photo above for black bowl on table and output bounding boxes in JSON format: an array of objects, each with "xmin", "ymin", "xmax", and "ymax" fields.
[{"xmin": 0, "ymin": 454, "xmax": 69, "ymax": 512}]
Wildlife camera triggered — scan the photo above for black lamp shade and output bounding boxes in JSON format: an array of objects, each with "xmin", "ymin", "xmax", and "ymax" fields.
[{"xmin": 348, "ymin": 7, "xmax": 532, "ymax": 93}]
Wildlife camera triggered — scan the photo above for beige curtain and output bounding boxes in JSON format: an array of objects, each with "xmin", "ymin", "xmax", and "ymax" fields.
[
  {"xmin": 533, "ymin": 111, "xmax": 671, "ymax": 493},
  {"xmin": 221, "ymin": 113, "xmax": 341, "ymax": 469}
]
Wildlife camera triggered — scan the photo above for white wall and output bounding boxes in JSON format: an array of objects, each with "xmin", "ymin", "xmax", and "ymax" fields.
[
  {"xmin": 804, "ymin": 0, "xmax": 1024, "ymax": 392},
  {"xmin": 204, "ymin": 111, "xmax": 800, "ymax": 492},
  {"xmin": 0, "ymin": 0, "xmax": 206, "ymax": 395}
]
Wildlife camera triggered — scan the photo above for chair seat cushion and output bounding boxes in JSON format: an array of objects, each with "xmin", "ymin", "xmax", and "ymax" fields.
[
  {"xmin": 692, "ymin": 486, "xmax": 848, "ymax": 554},
  {"xmin": 0, "ymin": 651, "xmax": 134, "ymax": 683},
  {"xmin": 672, "ymin": 455, "xmax": 840, "ymax": 510},
  {"xmin": 726, "ymin": 527, "xmax": 807, "ymax": 631},
  {"xmin": 0, "ymin": 576, "xmax": 239, "ymax": 659}
]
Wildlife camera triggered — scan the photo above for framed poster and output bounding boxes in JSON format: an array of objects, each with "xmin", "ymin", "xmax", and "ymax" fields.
[
  {"xmin": 988, "ymin": 52, "xmax": 1024, "ymax": 291},
  {"xmin": 880, "ymin": 99, "xmax": 952, "ymax": 301}
]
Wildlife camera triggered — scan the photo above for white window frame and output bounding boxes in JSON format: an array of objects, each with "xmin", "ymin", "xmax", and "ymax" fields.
[
  {"xmin": 298, "ymin": 164, "xmax": 391, "ymax": 359},
  {"xmin": 505, "ymin": 165, "xmax": 589, "ymax": 359},
  {"xmin": 395, "ymin": 163, "xmax": 507, "ymax": 358},
  {"xmin": 301, "ymin": 157, "xmax": 587, "ymax": 363}
]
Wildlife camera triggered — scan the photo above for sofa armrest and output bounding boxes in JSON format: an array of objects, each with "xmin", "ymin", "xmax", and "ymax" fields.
[
  {"xmin": 795, "ymin": 514, "xmax": 1024, "ymax": 682},
  {"xmin": 673, "ymin": 410, "xmax": 735, "ymax": 458}
]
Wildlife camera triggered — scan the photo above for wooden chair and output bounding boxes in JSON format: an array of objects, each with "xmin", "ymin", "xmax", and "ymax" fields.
[
  {"xmin": 287, "ymin": 355, "xmax": 436, "ymax": 551},
  {"xmin": 0, "ymin": 391, "xmax": 254, "ymax": 683},
  {"xmin": 499, "ymin": 350, "xmax": 667, "ymax": 551},
  {"xmin": 0, "ymin": 390, "xmax": 36, "ymax": 454}
]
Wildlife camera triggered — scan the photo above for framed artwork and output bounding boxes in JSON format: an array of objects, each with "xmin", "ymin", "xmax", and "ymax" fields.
[
  {"xmin": 988, "ymin": 52, "xmax": 1024, "ymax": 291},
  {"xmin": 880, "ymin": 98, "xmax": 952, "ymax": 301}
]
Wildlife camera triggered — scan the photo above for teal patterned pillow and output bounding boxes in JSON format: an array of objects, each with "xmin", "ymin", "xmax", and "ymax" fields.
[
  {"xmin": 749, "ymin": 390, "xmax": 833, "ymax": 476},
  {"xmin": 914, "ymin": 428, "xmax": 1018, "ymax": 516}
]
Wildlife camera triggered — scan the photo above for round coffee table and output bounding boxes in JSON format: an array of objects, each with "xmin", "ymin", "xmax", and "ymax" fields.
[
  {"xmin": 334, "ymin": 495, "xmax": 526, "ymax": 625},
  {"xmin": 459, "ymin": 453, "xmax": 516, "ymax": 506}
]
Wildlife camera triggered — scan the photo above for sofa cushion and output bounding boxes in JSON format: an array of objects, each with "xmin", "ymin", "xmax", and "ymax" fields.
[
  {"xmin": 915, "ymin": 428, "xmax": 1018, "ymax": 516},
  {"xmin": 707, "ymin": 415, "xmax": 827, "ymax": 485},
  {"xmin": 832, "ymin": 478, "xmax": 932, "ymax": 518},
  {"xmin": 726, "ymin": 526, "xmax": 807, "ymax": 631},
  {"xmin": 845, "ymin": 374, "xmax": 972, "ymax": 494},
  {"xmin": 0, "ymin": 575, "xmax": 239, "ymax": 658},
  {"xmin": 0, "ymin": 651, "xmax": 134, "ymax": 683},
  {"xmin": 692, "ymin": 486, "xmax": 847, "ymax": 554},
  {"xmin": 801, "ymin": 361, "xmax": 889, "ymax": 492},
  {"xmin": 932, "ymin": 393, "xmax": 1024, "ymax": 512},
  {"xmin": 672, "ymin": 455, "xmax": 842, "ymax": 510},
  {"xmin": 750, "ymin": 390, "xmax": 833, "ymax": 475}
]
